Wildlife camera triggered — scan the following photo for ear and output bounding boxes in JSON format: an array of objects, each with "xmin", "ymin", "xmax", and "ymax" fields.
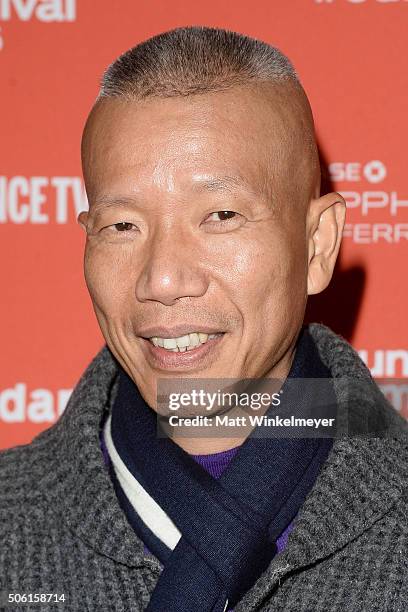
[
  {"xmin": 77, "ymin": 210, "xmax": 89, "ymax": 232},
  {"xmin": 307, "ymin": 192, "xmax": 346, "ymax": 295}
]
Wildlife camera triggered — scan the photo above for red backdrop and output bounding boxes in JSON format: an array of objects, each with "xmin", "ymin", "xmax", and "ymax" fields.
[{"xmin": 1, "ymin": 0, "xmax": 407, "ymax": 450}]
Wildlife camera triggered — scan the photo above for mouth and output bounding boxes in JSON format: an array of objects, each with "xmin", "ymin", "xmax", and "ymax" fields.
[
  {"xmin": 148, "ymin": 331, "xmax": 223, "ymax": 352},
  {"xmin": 139, "ymin": 331, "xmax": 226, "ymax": 371}
]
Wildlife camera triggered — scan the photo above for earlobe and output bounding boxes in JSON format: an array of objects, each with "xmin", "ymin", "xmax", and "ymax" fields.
[
  {"xmin": 307, "ymin": 193, "xmax": 346, "ymax": 296},
  {"xmin": 77, "ymin": 211, "xmax": 88, "ymax": 232}
]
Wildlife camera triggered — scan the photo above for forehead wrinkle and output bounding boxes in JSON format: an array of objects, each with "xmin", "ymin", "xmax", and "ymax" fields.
[{"xmin": 90, "ymin": 172, "xmax": 265, "ymax": 209}]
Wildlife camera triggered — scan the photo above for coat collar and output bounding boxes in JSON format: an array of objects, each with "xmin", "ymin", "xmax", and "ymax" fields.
[
  {"xmin": 39, "ymin": 346, "xmax": 152, "ymax": 569},
  {"xmin": 38, "ymin": 323, "xmax": 408, "ymax": 605},
  {"xmin": 236, "ymin": 323, "xmax": 408, "ymax": 610}
]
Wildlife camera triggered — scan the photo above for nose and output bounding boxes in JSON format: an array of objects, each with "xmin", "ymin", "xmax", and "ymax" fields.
[{"xmin": 135, "ymin": 226, "xmax": 208, "ymax": 306}]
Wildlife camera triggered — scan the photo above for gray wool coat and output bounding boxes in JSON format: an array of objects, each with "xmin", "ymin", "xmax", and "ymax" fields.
[{"xmin": 1, "ymin": 323, "xmax": 407, "ymax": 611}]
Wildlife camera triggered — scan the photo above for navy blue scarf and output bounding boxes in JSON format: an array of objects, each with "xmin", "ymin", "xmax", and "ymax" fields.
[{"xmin": 109, "ymin": 327, "xmax": 336, "ymax": 611}]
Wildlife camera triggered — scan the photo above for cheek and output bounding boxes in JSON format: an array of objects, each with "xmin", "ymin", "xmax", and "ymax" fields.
[
  {"xmin": 211, "ymin": 227, "xmax": 307, "ymax": 306},
  {"xmin": 230, "ymin": 230, "xmax": 308, "ymax": 356},
  {"xmin": 84, "ymin": 243, "xmax": 133, "ymax": 317}
]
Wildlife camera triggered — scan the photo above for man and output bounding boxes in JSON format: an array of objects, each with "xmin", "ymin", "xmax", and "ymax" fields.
[{"xmin": 1, "ymin": 26, "xmax": 407, "ymax": 612}]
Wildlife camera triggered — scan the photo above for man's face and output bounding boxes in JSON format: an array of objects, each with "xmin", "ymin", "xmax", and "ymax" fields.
[{"xmin": 80, "ymin": 83, "xmax": 319, "ymax": 409}]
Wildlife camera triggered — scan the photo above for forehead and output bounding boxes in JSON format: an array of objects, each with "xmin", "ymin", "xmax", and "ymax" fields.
[{"xmin": 82, "ymin": 83, "xmax": 309, "ymax": 200}]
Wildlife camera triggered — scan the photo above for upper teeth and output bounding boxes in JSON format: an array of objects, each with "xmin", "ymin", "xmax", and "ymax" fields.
[{"xmin": 150, "ymin": 332, "xmax": 220, "ymax": 352}]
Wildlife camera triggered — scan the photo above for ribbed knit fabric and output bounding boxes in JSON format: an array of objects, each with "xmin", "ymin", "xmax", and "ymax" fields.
[
  {"xmin": 190, "ymin": 446, "xmax": 240, "ymax": 480},
  {"xmin": 1, "ymin": 323, "xmax": 408, "ymax": 612}
]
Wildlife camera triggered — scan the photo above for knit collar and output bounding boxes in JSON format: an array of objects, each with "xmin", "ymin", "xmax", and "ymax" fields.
[{"xmin": 37, "ymin": 323, "xmax": 408, "ymax": 609}]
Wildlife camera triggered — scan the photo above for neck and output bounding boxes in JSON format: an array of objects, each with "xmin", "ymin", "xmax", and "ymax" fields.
[
  {"xmin": 171, "ymin": 342, "xmax": 297, "ymax": 454},
  {"xmin": 174, "ymin": 435, "xmax": 245, "ymax": 455}
]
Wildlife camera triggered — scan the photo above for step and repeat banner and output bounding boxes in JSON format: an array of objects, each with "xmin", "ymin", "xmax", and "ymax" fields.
[{"xmin": 1, "ymin": 0, "xmax": 407, "ymax": 449}]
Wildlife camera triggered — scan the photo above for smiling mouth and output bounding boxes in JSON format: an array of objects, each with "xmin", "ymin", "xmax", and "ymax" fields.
[{"xmin": 147, "ymin": 332, "xmax": 224, "ymax": 352}]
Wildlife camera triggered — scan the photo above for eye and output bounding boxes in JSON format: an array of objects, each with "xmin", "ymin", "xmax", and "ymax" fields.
[
  {"xmin": 100, "ymin": 221, "xmax": 139, "ymax": 238},
  {"xmin": 205, "ymin": 211, "xmax": 237, "ymax": 222},
  {"xmin": 108, "ymin": 222, "xmax": 138, "ymax": 232},
  {"xmin": 202, "ymin": 210, "xmax": 246, "ymax": 233}
]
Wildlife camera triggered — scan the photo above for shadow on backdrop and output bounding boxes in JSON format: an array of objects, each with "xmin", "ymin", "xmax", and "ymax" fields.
[{"xmin": 304, "ymin": 145, "xmax": 366, "ymax": 343}]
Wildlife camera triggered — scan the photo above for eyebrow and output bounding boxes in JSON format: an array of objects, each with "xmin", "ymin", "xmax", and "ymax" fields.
[
  {"xmin": 90, "ymin": 195, "xmax": 139, "ymax": 213},
  {"xmin": 192, "ymin": 174, "xmax": 254, "ymax": 194}
]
